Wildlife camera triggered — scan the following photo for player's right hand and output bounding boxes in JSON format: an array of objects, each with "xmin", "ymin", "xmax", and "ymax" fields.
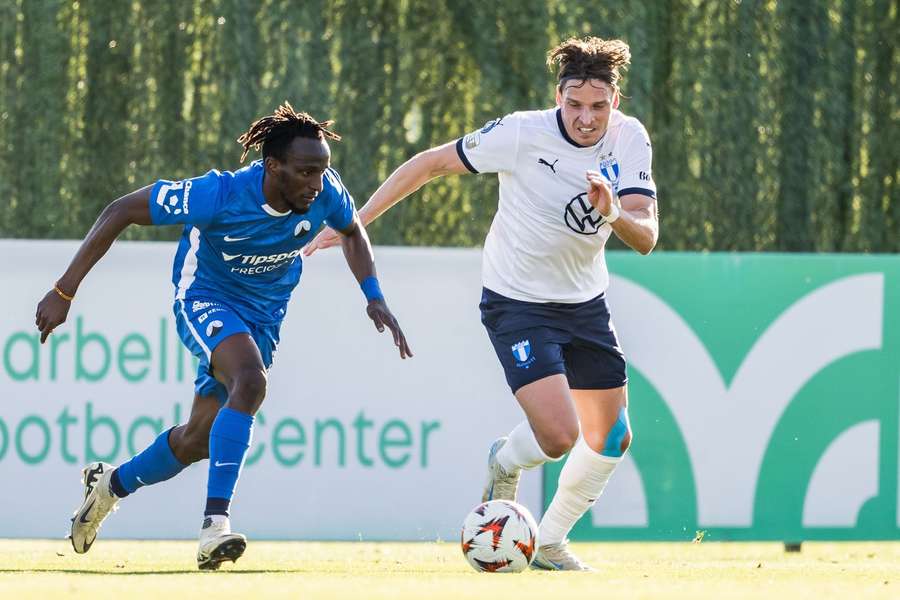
[
  {"xmin": 586, "ymin": 170, "xmax": 614, "ymax": 216},
  {"xmin": 35, "ymin": 289, "xmax": 72, "ymax": 344},
  {"xmin": 303, "ymin": 226, "xmax": 341, "ymax": 257}
]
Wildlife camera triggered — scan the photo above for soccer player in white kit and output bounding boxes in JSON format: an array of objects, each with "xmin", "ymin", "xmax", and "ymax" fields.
[{"xmin": 306, "ymin": 37, "xmax": 658, "ymax": 570}]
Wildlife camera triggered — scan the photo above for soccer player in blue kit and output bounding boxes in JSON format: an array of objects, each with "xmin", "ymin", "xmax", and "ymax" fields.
[{"xmin": 34, "ymin": 103, "xmax": 412, "ymax": 570}]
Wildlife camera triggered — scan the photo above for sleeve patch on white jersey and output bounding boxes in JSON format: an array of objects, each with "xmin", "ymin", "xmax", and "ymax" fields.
[{"xmin": 480, "ymin": 117, "xmax": 504, "ymax": 133}]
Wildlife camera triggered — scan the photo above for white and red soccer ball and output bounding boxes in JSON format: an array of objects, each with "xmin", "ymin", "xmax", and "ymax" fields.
[{"xmin": 461, "ymin": 500, "xmax": 538, "ymax": 573}]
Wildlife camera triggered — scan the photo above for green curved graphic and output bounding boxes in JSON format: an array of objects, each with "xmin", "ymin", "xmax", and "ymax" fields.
[{"xmin": 544, "ymin": 253, "xmax": 900, "ymax": 541}]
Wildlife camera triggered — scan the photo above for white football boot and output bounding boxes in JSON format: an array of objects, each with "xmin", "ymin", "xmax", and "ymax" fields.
[
  {"xmin": 481, "ymin": 437, "xmax": 521, "ymax": 502},
  {"xmin": 196, "ymin": 516, "xmax": 247, "ymax": 570},
  {"xmin": 531, "ymin": 540, "xmax": 595, "ymax": 572},
  {"xmin": 69, "ymin": 462, "xmax": 120, "ymax": 553}
]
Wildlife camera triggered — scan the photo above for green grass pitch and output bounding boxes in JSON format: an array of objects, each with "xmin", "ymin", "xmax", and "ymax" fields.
[{"xmin": 0, "ymin": 539, "xmax": 896, "ymax": 599}]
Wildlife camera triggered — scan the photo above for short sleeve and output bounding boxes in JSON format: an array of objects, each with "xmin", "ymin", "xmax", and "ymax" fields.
[
  {"xmin": 614, "ymin": 125, "xmax": 656, "ymax": 199},
  {"xmin": 455, "ymin": 113, "xmax": 521, "ymax": 174},
  {"xmin": 148, "ymin": 169, "xmax": 226, "ymax": 227},
  {"xmin": 323, "ymin": 168, "xmax": 356, "ymax": 231}
]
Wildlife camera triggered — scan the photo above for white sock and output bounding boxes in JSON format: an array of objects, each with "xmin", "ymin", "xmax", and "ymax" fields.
[
  {"xmin": 538, "ymin": 436, "xmax": 622, "ymax": 546},
  {"xmin": 496, "ymin": 420, "xmax": 555, "ymax": 473},
  {"xmin": 204, "ymin": 514, "xmax": 229, "ymax": 531}
]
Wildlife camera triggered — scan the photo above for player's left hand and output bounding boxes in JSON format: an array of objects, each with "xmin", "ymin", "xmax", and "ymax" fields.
[
  {"xmin": 366, "ymin": 300, "xmax": 413, "ymax": 359},
  {"xmin": 35, "ymin": 288, "xmax": 72, "ymax": 344},
  {"xmin": 586, "ymin": 170, "xmax": 614, "ymax": 216}
]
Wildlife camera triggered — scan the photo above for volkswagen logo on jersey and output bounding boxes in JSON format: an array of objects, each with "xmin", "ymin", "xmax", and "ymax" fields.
[
  {"xmin": 511, "ymin": 340, "xmax": 535, "ymax": 369},
  {"xmin": 294, "ymin": 220, "xmax": 312, "ymax": 237},
  {"xmin": 564, "ymin": 192, "xmax": 604, "ymax": 235},
  {"xmin": 205, "ymin": 319, "xmax": 224, "ymax": 338}
]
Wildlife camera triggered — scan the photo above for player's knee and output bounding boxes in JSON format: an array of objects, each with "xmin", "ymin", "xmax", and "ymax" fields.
[
  {"xmin": 619, "ymin": 426, "xmax": 633, "ymax": 453},
  {"xmin": 171, "ymin": 424, "xmax": 210, "ymax": 464},
  {"xmin": 586, "ymin": 407, "xmax": 632, "ymax": 457},
  {"xmin": 227, "ymin": 368, "xmax": 268, "ymax": 414},
  {"xmin": 539, "ymin": 424, "xmax": 580, "ymax": 459}
]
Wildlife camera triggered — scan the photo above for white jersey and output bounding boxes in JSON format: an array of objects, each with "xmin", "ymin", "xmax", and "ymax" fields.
[{"xmin": 456, "ymin": 108, "xmax": 656, "ymax": 303}]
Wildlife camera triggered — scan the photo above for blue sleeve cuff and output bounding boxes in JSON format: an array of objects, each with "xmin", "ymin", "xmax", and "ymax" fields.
[{"xmin": 361, "ymin": 276, "xmax": 384, "ymax": 303}]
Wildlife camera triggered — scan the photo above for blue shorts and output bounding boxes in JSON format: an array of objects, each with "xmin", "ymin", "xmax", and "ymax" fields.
[
  {"xmin": 480, "ymin": 287, "xmax": 627, "ymax": 394},
  {"xmin": 174, "ymin": 298, "xmax": 281, "ymax": 403}
]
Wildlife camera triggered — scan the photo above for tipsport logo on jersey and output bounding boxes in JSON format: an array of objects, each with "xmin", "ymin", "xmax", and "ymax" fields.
[
  {"xmin": 544, "ymin": 254, "xmax": 900, "ymax": 541},
  {"xmin": 219, "ymin": 220, "xmax": 312, "ymax": 275},
  {"xmin": 221, "ymin": 247, "xmax": 304, "ymax": 274}
]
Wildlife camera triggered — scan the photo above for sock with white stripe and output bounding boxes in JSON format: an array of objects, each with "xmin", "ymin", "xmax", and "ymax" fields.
[
  {"xmin": 538, "ymin": 436, "xmax": 622, "ymax": 546},
  {"xmin": 112, "ymin": 427, "xmax": 187, "ymax": 498}
]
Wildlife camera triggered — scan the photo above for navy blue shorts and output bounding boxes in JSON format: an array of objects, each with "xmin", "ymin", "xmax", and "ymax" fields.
[
  {"xmin": 480, "ymin": 287, "xmax": 627, "ymax": 393},
  {"xmin": 174, "ymin": 298, "xmax": 281, "ymax": 403}
]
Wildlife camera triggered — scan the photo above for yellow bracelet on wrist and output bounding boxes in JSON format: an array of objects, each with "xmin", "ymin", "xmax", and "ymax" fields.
[{"xmin": 53, "ymin": 284, "xmax": 74, "ymax": 302}]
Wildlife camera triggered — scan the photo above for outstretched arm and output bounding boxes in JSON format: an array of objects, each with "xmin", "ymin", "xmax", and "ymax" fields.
[
  {"xmin": 304, "ymin": 142, "xmax": 469, "ymax": 256},
  {"xmin": 338, "ymin": 213, "xmax": 413, "ymax": 359},
  {"xmin": 357, "ymin": 141, "xmax": 470, "ymax": 225},
  {"xmin": 35, "ymin": 186, "xmax": 153, "ymax": 342}
]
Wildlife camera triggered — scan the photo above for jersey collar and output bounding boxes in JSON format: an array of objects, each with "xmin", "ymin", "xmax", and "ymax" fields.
[
  {"xmin": 555, "ymin": 108, "xmax": 606, "ymax": 149},
  {"xmin": 261, "ymin": 203, "xmax": 291, "ymax": 217}
]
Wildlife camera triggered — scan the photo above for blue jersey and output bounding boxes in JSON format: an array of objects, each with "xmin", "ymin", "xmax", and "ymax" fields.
[{"xmin": 148, "ymin": 160, "xmax": 355, "ymax": 324}]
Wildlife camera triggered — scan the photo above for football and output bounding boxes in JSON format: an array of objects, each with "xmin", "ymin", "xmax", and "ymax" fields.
[{"xmin": 460, "ymin": 500, "xmax": 538, "ymax": 573}]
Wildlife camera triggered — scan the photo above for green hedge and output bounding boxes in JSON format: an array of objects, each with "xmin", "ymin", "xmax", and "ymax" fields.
[{"xmin": 0, "ymin": 0, "xmax": 896, "ymax": 251}]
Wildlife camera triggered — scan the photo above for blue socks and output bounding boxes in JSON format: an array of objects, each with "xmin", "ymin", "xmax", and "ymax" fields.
[
  {"xmin": 108, "ymin": 408, "xmax": 254, "ymax": 519},
  {"xmin": 205, "ymin": 407, "xmax": 254, "ymax": 517},
  {"xmin": 112, "ymin": 427, "xmax": 187, "ymax": 497}
]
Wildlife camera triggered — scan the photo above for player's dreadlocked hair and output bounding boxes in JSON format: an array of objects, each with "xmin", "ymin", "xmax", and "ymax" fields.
[
  {"xmin": 237, "ymin": 101, "xmax": 341, "ymax": 163},
  {"xmin": 547, "ymin": 37, "xmax": 631, "ymax": 93}
]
